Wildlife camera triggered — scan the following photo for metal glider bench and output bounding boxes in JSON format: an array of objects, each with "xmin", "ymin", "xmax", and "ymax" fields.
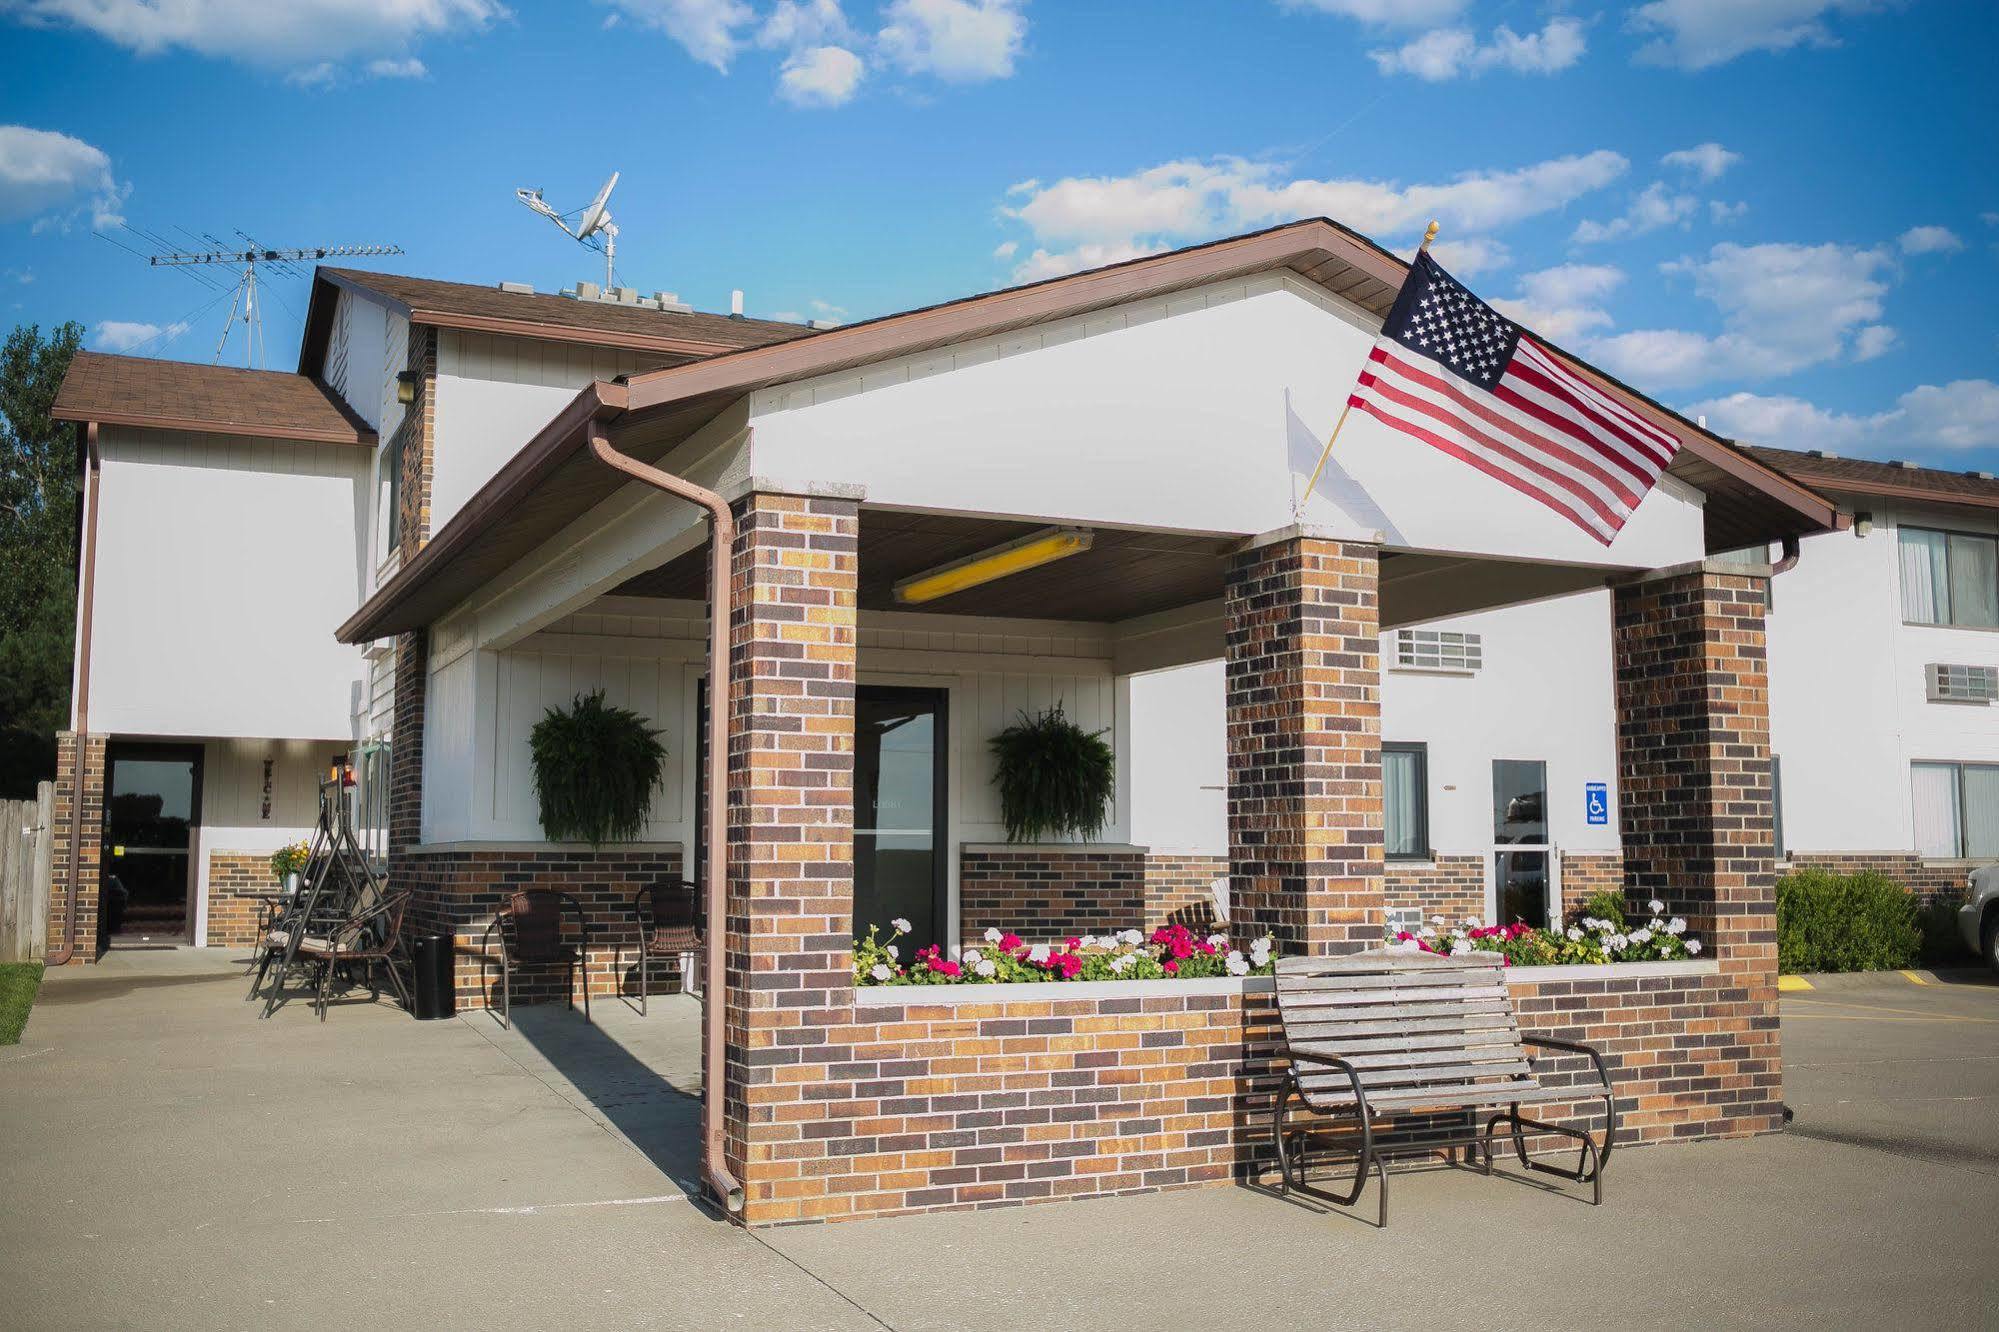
[{"xmin": 1270, "ymin": 951, "xmax": 1616, "ymax": 1227}]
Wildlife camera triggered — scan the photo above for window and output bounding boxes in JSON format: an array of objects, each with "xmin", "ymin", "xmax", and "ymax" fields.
[
  {"xmin": 1901, "ymin": 526, "xmax": 1999, "ymax": 628},
  {"xmin": 1393, "ymin": 629, "xmax": 1482, "ymax": 673},
  {"xmin": 1927, "ymin": 663, "xmax": 1999, "ymax": 703},
  {"xmin": 1771, "ymin": 755, "xmax": 1785, "ymax": 859},
  {"xmin": 1383, "ymin": 743, "xmax": 1429, "ymax": 860},
  {"xmin": 377, "ymin": 436, "xmax": 405, "ymax": 567},
  {"xmin": 1912, "ymin": 761, "xmax": 1999, "ymax": 859}
]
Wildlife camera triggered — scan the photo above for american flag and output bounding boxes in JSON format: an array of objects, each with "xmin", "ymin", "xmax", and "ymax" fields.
[{"xmin": 1346, "ymin": 251, "xmax": 1680, "ymax": 545}]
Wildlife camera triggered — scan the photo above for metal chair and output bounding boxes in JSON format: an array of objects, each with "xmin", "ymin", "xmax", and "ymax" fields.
[
  {"xmin": 294, "ymin": 881, "xmax": 414, "ymax": 1021},
  {"xmin": 482, "ymin": 889, "xmax": 595, "ymax": 1029},
  {"xmin": 627, "ymin": 877, "xmax": 702, "ymax": 1014}
]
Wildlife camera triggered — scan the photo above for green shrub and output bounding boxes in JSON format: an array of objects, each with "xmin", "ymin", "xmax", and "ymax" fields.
[
  {"xmin": 529, "ymin": 689, "xmax": 666, "ymax": 846},
  {"xmin": 988, "ymin": 704, "xmax": 1115, "ymax": 843},
  {"xmin": 1918, "ymin": 895, "xmax": 1970, "ymax": 965},
  {"xmin": 1776, "ymin": 867, "xmax": 1921, "ymax": 974},
  {"xmin": 1570, "ymin": 889, "xmax": 1629, "ymax": 930}
]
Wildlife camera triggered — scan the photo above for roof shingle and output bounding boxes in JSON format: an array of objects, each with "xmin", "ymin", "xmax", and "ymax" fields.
[
  {"xmin": 1746, "ymin": 445, "xmax": 1999, "ymax": 510},
  {"xmin": 52, "ymin": 351, "xmax": 374, "ymax": 444}
]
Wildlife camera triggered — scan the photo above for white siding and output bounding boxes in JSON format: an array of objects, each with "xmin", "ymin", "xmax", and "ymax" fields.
[
  {"xmin": 192, "ymin": 737, "xmax": 341, "ymax": 945},
  {"xmin": 87, "ymin": 426, "xmax": 369, "ymax": 741}
]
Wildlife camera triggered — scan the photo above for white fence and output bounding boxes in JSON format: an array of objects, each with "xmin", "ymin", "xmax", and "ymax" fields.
[{"xmin": 0, "ymin": 783, "xmax": 53, "ymax": 962}]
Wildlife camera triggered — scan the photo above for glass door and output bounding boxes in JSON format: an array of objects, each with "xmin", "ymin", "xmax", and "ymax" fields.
[
  {"xmin": 101, "ymin": 743, "xmax": 203, "ymax": 947},
  {"xmin": 854, "ymin": 686, "xmax": 949, "ymax": 953},
  {"xmin": 1492, "ymin": 758, "xmax": 1557, "ymax": 929}
]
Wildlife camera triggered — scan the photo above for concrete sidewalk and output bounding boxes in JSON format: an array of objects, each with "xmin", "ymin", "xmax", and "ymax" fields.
[{"xmin": 2, "ymin": 951, "xmax": 1995, "ymax": 1330}]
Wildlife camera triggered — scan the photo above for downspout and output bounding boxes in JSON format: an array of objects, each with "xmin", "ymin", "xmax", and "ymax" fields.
[
  {"xmin": 584, "ymin": 422, "xmax": 744, "ymax": 1217},
  {"xmin": 1770, "ymin": 533, "xmax": 1801, "ymax": 576},
  {"xmin": 51, "ymin": 422, "xmax": 100, "ymax": 967}
]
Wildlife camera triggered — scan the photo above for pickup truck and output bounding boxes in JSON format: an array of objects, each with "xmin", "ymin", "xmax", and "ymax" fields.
[{"xmin": 1960, "ymin": 864, "xmax": 1999, "ymax": 971}]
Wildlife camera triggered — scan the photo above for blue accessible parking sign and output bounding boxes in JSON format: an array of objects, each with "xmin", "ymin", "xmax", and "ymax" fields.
[{"xmin": 1585, "ymin": 782, "xmax": 1609, "ymax": 826}]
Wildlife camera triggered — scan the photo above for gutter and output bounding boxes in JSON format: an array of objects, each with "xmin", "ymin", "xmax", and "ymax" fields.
[
  {"xmin": 581, "ymin": 420, "xmax": 744, "ymax": 1216},
  {"xmin": 51, "ymin": 422, "xmax": 100, "ymax": 967},
  {"xmin": 1771, "ymin": 533, "xmax": 1801, "ymax": 576}
]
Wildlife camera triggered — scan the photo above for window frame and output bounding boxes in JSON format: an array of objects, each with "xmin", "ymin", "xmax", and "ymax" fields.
[
  {"xmin": 1382, "ymin": 741, "xmax": 1431, "ymax": 863},
  {"xmin": 1911, "ymin": 759, "xmax": 1999, "ymax": 860},
  {"xmin": 1899, "ymin": 523, "xmax": 1999, "ymax": 630}
]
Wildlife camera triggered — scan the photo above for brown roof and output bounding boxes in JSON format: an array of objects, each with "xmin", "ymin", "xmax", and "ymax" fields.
[
  {"xmin": 339, "ymin": 219, "xmax": 1843, "ymax": 644},
  {"xmin": 1746, "ymin": 445, "xmax": 1999, "ymax": 512},
  {"xmin": 302, "ymin": 268, "xmax": 816, "ymax": 371},
  {"xmin": 52, "ymin": 351, "xmax": 374, "ymax": 444}
]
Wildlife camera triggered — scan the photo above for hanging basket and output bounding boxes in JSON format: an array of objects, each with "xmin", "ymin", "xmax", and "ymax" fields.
[
  {"xmin": 988, "ymin": 703, "xmax": 1115, "ymax": 843},
  {"xmin": 529, "ymin": 689, "xmax": 667, "ymax": 846}
]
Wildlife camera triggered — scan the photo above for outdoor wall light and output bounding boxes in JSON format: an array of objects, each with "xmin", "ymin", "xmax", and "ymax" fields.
[
  {"xmin": 893, "ymin": 527, "xmax": 1094, "ymax": 605},
  {"xmin": 1854, "ymin": 511, "xmax": 1874, "ymax": 538},
  {"xmin": 395, "ymin": 370, "xmax": 420, "ymax": 405}
]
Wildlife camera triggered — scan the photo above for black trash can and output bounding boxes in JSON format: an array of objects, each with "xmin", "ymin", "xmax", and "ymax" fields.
[{"xmin": 411, "ymin": 934, "xmax": 455, "ymax": 1020}]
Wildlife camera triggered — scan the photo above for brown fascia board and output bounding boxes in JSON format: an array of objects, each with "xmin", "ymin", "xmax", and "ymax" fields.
[
  {"xmin": 1800, "ymin": 475, "xmax": 1999, "ymax": 514},
  {"xmin": 50, "ymin": 403, "xmax": 375, "ymax": 446},
  {"xmin": 335, "ymin": 379, "xmax": 629, "ymax": 644}
]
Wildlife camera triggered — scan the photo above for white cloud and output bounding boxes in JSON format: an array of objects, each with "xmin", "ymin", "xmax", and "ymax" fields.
[
  {"xmin": 91, "ymin": 319, "xmax": 190, "ymax": 353},
  {"xmin": 991, "ymin": 239, "xmax": 1017, "ymax": 259},
  {"xmin": 778, "ymin": 44, "xmax": 863, "ymax": 105},
  {"xmin": 365, "ymin": 56, "xmax": 427, "ymax": 78},
  {"xmin": 758, "ymin": 0, "xmax": 855, "ymax": 48},
  {"xmin": 1571, "ymin": 181, "xmax": 1699, "ymax": 244},
  {"xmin": 285, "ymin": 61, "xmax": 340, "ymax": 87},
  {"xmin": 1000, "ymin": 151, "xmax": 1628, "ymax": 281},
  {"xmin": 602, "ymin": 0, "xmax": 756, "ymax": 71},
  {"xmin": 13, "ymin": 0, "xmax": 501, "ymax": 75},
  {"xmin": 1590, "ymin": 240, "xmax": 1894, "ymax": 387},
  {"xmin": 0, "ymin": 125, "xmax": 128, "ymax": 230},
  {"xmin": 1709, "ymin": 199, "xmax": 1748, "ymax": 224},
  {"xmin": 1898, "ymin": 224, "xmax": 1963, "ymax": 255},
  {"xmin": 1422, "ymin": 236, "xmax": 1511, "ymax": 277},
  {"xmin": 878, "ymin": 0, "xmax": 1025, "ymax": 81},
  {"xmin": 1280, "ymin": 0, "xmax": 1468, "ymax": 29},
  {"xmin": 1370, "ymin": 18, "xmax": 1586, "ymax": 81},
  {"xmin": 1688, "ymin": 380, "xmax": 1999, "ymax": 457},
  {"xmin": 1491, "ymin": 263, "xmax": 1625, "ymax": 342},
  {"xmin": 1661, "ymin": 142, "xmax": 1741, "ymax": 182},
  {"xmin": 1629, "ymin": 0, "xmax": 1879, "ymax": 71},
  {"xmin": 1851, "ymin": 324, "xmax": 1897, "ymax": 360}
]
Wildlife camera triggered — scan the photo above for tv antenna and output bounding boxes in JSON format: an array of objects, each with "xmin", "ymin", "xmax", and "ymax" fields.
[
  {"xmin": 148, "ymin": 239, "xmax": 403, "ymax": 368},
  {"xmin": 516, "ymin": 172, "xmax": 621, "ymax": 289}
]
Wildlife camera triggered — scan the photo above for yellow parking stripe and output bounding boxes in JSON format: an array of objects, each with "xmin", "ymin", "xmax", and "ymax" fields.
[
  {"xmin": 1778, "ymin": 975, "xmax": 1814, "ymax": 992},
  {"xmin": 1784, "ymin": 996, "xmax": 1999, "ymax": 1024},
  {"xmin": 1899, "ymin": 970, "xmax": 1928, "ymax": 985}
]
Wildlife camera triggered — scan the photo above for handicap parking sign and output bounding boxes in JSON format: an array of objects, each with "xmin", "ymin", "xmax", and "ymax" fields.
[{"xmin": 1585, "ymin": 782, "xmax": 1609, "ymax": 826}]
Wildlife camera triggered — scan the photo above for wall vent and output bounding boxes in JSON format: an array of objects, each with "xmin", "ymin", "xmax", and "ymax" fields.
[
  {"xmin": 1927, "ymin": 663, "xmax": 1999, "ymax": 704},
  {"xmin": 1393, "ymin": 628, "xmax": 1483, "ymax": 673}
]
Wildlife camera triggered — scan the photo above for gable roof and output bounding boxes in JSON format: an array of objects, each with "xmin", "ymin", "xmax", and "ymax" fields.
[
  {"xmin": 53, "ymin": 351, "xmax": 375, "ymax": 445},
  {"xmin": 301, "ymin": 267, "xmax": 816, "ymax": 373},
  {"xmin": 339, "ymin": 219, "xmax": 1843, "ymax": 644},
  {"xmin": 1746, "ymin": 445, "xmax": 1999, "ymax": 513}
]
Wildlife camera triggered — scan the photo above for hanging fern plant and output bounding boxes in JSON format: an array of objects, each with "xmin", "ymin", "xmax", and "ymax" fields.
[
  {"xmin": 529, "ymin": 689, "xmax": 667, "ymax": 846},
  {"xmin": 989, "ymin": 703, "xmax": 1116, "ymax": 843}
]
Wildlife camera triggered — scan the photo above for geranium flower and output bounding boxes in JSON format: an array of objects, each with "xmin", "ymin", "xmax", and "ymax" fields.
[
  {"xmin": 1119, "ymin": 929, "xmax": 1142, "ymax": 945},
  {"xmin": 1028, "ymin": 944, "xmax": 1051, "ymax": 964},
  {"xmin": 934, "ymin": 959, "xmax": 961, "ymax": 977},
  {"xmin": 870, "ymin": 964, "xmax": 893, "ymax": 981},
  {"xmin": 886, "ymin": 944, "xmax": 898, "ymax": 960},
  {"xmin": 1648, "ymin": 899, "xmax": 1665, "ymax": 914},
  {"xmin": 891, "ymin": 917, "xmax": 912, "ymax": 934},
  {"xmin": 999, "ymin": 932, "xmax": 1023, "ymax": 953},
  {"xmin": 1686, "ymin": 940, "xmax": 1701, "ymax": 955},
  {"xmin": 983, "ymin": 927, "xmax": 1003, "ymax": 944},
  {"xmin": 1163, "ymin": 959, "xmax": 1178, "ymax": 973},
  {"xmin": 975, "ymin": 958, "xmax": 996, "ymax": 977},
  {"xmin": 964, "ymin": 949, "xmax": 982, "ymax": 964}
]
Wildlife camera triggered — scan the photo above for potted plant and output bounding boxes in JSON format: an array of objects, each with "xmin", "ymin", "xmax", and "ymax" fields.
[
  {"xmin": 270, "ymin": 840, "xmax": 310, "ymax": 896},
  {"xmin": 529, "ymin": 688, "xmax": 668, "ymax": 846},
  {"xmin": 988, "ymin": 703, "xmax": 1115, "ymax": 843}
]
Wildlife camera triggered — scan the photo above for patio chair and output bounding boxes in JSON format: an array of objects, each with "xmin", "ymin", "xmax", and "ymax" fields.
[
  {"xmin": 482, "ymin": 889, "xmax": 596, "ymax": 1029},
  {"xmin": 626, "ymin": 877, "xmax": 703, "ymax": 1013},
  {"xmin": 1270, "ymin": 949, "xmax": 1615, "ymax": 1228},
  {"xmin": 293, "ymin": 881, "xmax": 414, "ymax": 1021}
]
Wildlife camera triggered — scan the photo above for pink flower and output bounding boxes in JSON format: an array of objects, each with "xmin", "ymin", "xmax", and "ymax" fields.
[
  {"xmin": 999, "ymin": 932, "xmax": 1023, "ymax": 953},
  {"xmin": 933, "ymin": 959, "xmax": 961, "ymax": 977},
  {"xmin": 1163, "ymin": 959, "xmax": 1178, "ymax": 973}
]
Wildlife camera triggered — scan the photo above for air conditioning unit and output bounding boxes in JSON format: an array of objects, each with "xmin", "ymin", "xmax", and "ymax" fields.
[
  {"xmin": 1927, "ymin": 663, "xmax": 1999, "ymax": 704},
  {"xmin": 1393, "ymin": 629, "xmax": 1483, "ymax": 674}
]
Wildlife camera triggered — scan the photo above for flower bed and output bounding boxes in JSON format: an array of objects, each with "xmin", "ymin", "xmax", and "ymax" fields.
[
  {"xmin": 853, "ymin": 921, "xmax": 1277, "ymax": 986},
  {"xmin": 1390, "ymin": 899, "xmax": 1702, "ymax": 966}
]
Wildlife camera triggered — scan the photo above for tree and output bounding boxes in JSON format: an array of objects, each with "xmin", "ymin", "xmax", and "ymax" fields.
[{"xmin": 0, "ymin": 321, "xmax": 83, "ymax": 798}]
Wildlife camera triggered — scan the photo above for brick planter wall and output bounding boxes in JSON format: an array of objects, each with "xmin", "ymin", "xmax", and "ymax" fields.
[
  {"xmin": 206, "ymin": 851, "xmax": 277, "ymax": 948},
  {"xmin": 959, "ymin": 846, "xmax": 1145, "ymax": 946},
  {"xmin": 755, "ymin": 959, "xmax": 1772, "ymax": 1225},
  {"xmin": 1142, "ymin": 853, "xmax": 1227, "ymax": 930},
  {"xmin": 398, "ymin": 846, "xmax": 688, "ymax": 1008}
]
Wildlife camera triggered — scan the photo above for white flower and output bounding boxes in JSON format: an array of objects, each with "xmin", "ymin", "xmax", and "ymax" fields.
[
  {"xmin": 1449, "ymin": 938, "xmax": 1473, "ymax": 956},
  {"xmin": 1250, "ymin": 942, "xmax": 1271, "ymax": 963},
  {"xmin": 983, "ymin": 927, "xmax": 1003, "ymax": 944},
  {"xmin": 1120, "ymin": 928, "xmax": 1142, "ymax": 945},
  {"xmin": 1390, "ymin": 939, "xmax": 1423, "ymax": 954},
  {"xmin": 1418, "ymin": 926, "xmax": 1437, "ymax": 939},
  {"xmin": 1567, "ymin": 927, "xmax": 1583, "ymax": 942},
  {"xmin": 869, "ymin": 963, "xmax": 892, "ymax": 981},
  {"xmin": 1206, "ymin": 933, "xmax": 1228, "ymax": 950},
  {"xmin": 975, "ymin": 958, "xmax": 996, "ymax": 977},
  {"xmin": 964, "ymin": 948, "xmax": 982, "ymax": 964},
  {"xmin": 1110, "ymin": 953, "xmax": 1134, "ymax": 972},
  {"xmin": 1028, "ymin": 944, "xmax": 1051, "ymax": 964},
  {"xmin": 886, "ymin": 944, "xmax": 898, "ymax": 960},
  {"xmin": 1630, "ymin": 928, "xmax": 1652, "ymax": 945},
  {"xmin": 1465, "ymin": 916, "xmax": 1482, "ymax": 930},
  {"xmin": 1430, "ymin": 915, "xmax": 1445, "ymax": 926},
  {"xmin": 1227, "ymin": 956, "xmax": 1250, "ymax": 976},
  {"xmin": 1648, "ymin": 899, "xmax": 1665, "ymax": 915},
  {"xmin": 1077, "ymin": 934, "xmax": 1096, "ymax": 950},
  {"xmin": 1686, "ymin": 939, "xmax": 1702, "ymax": 955},
  {"xmin": 1607, "ymin": 934, "xmax": 1628, "ymax": 953},
  {"xmin": 1667, "ymin": 917, "xmax": 1686, "ymax": 935}
]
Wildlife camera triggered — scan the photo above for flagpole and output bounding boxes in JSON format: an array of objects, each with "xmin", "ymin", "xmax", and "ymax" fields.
[{"xmin": 1297, "ymin": 219, "xmax": 1440, "ymax": 516}]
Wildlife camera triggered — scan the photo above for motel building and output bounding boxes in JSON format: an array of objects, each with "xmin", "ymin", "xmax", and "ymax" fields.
[{"xmin": 49, "ymin": 217, "xmax": 1874, "ymax": 1223}]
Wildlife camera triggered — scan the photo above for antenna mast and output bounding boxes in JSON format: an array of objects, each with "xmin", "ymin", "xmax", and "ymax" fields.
[
  {"xmin": 148, "ymin": 241, "xmax": 404, "ymax": 368},
  {"xmin": 515, "ymin": 172, "xmax": 621, "ymax": 289}
]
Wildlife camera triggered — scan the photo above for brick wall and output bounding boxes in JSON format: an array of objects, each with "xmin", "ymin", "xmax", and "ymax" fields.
[
  {"xmin": 1223, "ymin": 531, "xmax": 1383, "ymax": 954},
  {"xmin": 398, "ymin": 846, "xmax": 689, "ymax": 1007},
  {"xmin": 1782, "ymin": 851, "xmax": 1970, "ymax": 908},
  {"xmin": 205, "ymin": 851, "xmax": 276, "ymax": 948},
  {"xmin": 1561, "ymin": 852, "xmax": 1627, "ymax": 916},
  {"xmin": 47, "ymin": 731, "xmax": 106, "ymax": 963},
  {"xmin": 1143, "ymin": 853, "xmax": 1227, "ymax": 930},
  {"xmin": 766, "ymin": 961, "xmax": 1776, "ymax": 1225},
  {"xmin": 959, "ymin": 847, "xmax": 1145, "ymax": 946},
  {"xmin": 1385, "ymin": 856, "xmax": 1484, "ymax": 924},
  {"xmin": 394, "ymin": 326, "xmax": 436, "ymax": 564}
]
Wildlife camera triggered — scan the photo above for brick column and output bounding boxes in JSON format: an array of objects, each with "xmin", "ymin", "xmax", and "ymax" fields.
[
  {"xmin": 386, "ymin": 629, "xmax": 429, "ymax": 862},
  {"xmin": 48, "ymin": 731, "xmax": 107, "ymax": 963},
  {"xmin": 723, "ymin": 492, "xmax": 859, "ymax": 1219},
  {"xmin": 1612, "ymin": 566, "xmax": 1782, "ymax": 1127},
  {"xmin": 1223, "ymin": 528, "xmax": 1383, "ymax": 955}
]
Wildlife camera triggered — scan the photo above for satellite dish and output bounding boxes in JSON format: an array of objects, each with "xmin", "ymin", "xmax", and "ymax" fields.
[{"xmin": 514, "ymin": 171, "xmax": 622, "ymax": 288}]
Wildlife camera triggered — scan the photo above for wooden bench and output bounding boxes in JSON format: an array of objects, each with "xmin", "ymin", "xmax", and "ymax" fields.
[{"xmin": 1271, "ymin": 950, "xmax": 1615, "ymax": 1227}]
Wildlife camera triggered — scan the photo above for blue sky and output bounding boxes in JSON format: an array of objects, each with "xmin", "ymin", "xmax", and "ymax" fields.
[{"xmin": 2, "ymin": 0, "xmax": 1994, "ymax": 467}]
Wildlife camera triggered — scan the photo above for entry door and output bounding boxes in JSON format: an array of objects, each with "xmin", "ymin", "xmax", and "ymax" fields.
[
  {"xmin": 101, "ymin": 743, "xmax": 204, "ymax": 946},
  {"xmin": 854, "ymin": 687, "xmax": 949, "ymax": 952},
  {"xmin": 1491, "ymin": 758, "xmax": 1557, "ymax": 929}
]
